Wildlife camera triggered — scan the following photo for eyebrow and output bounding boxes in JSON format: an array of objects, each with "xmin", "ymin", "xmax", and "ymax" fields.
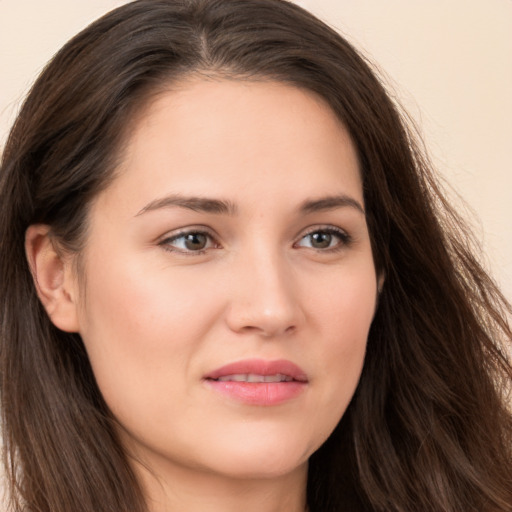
[
  {"xmin": 299, "ymin": 195, "xmax": 365, "ymax": 215},
  {"xmin": 135, "ymin": 193, "xmax": 364, "ymax": 217},
  {"xmin": 136, "ymin": 194, "xmax": 238, "ymax": 216}
]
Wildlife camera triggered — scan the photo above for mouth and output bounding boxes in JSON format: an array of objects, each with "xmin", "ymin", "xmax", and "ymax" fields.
[
  {"xmin": 212, "ymin": 373, "xmax": 296, "ymax": 383},
  {"xmin": 205, "ymin": 358, "xmax": 308, "ymax": 382},
  {"xmin": 204, "ymin": 359, "xmax": 308, "ymax": 406}
]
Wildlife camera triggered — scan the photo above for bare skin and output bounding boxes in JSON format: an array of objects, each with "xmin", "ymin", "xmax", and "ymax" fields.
[{"xmin": 26, "ymin": 79, "xmax": 379, "ymax": 511}]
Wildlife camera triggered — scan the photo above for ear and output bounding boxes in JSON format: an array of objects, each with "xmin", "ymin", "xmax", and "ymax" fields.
[{"xmin": 25, "ymin": 225, "xmax": 80, "ymax": 332}]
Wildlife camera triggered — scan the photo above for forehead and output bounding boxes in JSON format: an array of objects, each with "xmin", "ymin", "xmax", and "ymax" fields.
[{"xmin": 97, "ymin": 78, "xmax": 362, "ymax": 215}]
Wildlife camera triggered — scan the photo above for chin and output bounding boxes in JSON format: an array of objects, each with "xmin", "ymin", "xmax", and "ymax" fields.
[{"xmin": 197, "ymin": 431, "xmax": 316, "ymax": 480}]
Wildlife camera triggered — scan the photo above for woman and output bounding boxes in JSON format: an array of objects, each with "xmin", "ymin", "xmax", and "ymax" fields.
[{"xmin": 1, "ymin": 0, "xmax": 511, "ymax": 511}]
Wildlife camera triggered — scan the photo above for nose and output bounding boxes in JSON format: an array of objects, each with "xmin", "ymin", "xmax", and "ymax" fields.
[{"xmin": 224, "ymin": 249, "xmax": 303, "ymax": 338}]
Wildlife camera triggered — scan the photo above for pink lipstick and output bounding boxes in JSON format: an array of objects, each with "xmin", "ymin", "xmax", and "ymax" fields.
[{"xmin": 204, "ymin": 359, "xmax": 308, "ymax": 406}]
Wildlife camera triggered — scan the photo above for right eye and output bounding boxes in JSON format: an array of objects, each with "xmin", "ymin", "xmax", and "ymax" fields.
[{"xmin": 160, "ymin": 230, "xmax": 218, "ymax": 254}]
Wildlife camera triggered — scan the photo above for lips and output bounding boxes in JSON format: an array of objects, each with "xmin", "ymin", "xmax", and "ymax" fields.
[{"xmin": 204, "ymin": 359, "xmax": 308, "ymax": 406}]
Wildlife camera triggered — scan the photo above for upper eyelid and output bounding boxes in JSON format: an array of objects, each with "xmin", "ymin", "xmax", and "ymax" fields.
[
  {"xmin": 159, "ymin": 226, "xmax": 218, "ymax": 242},
  {"xmin": 294, "ymin": 224, "xmax": 350, "ymax": 240}
]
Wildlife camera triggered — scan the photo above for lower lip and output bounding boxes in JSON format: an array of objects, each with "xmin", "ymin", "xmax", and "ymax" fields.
[{"xmin": 205, "ymin": 380, "xmax": 306, "ymax": 406}]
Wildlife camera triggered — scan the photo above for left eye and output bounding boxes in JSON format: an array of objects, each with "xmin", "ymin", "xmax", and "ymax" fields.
[
  {"xmin": 161, "ymin": 231, "xmax": 215, "ymax": 253},
  {"xmin": 296, "ymin": 229, "xmax": 349, "ymax": 250}
]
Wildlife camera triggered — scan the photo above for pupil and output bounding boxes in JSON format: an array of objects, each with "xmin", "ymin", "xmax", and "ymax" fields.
[
  {"xmin": 311, "ymin": 232, "xmax": 331, "ymax": 248},
  {"xmin": 185, "ymin": 233, "xmax": 207, "ymax": 250}
]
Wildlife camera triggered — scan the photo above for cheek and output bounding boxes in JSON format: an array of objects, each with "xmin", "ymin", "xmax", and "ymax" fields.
[
  {"xmin": 306, "ymin": 264, "xmax": 376, "ymax": 420},
  {"xmin": 310, "ymin": 258, "xmax": 377, "ymax": 346},
  {"xmin": 76, "ymin": 253, "xmax": 220, "ymax": 416}
]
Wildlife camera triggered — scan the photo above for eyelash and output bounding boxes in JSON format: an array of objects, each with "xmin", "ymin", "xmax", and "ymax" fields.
[{"xmin": 158, "ymin": 226, "xmax": 352, "ymax": 255}]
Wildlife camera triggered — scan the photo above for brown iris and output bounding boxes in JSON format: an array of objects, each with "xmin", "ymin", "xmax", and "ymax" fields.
[
  {"xmin": 309, "ymin": 231, "xmax": 332, "ymax": 249},
  {"xmin": 184, "ymin": 232, "xmax": 208, "ymax": 251}
]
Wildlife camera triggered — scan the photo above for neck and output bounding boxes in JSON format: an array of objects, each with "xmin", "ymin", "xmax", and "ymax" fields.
[{"xmin": 133, "ymin": 457, "xmax": 308, "ymax": 512}]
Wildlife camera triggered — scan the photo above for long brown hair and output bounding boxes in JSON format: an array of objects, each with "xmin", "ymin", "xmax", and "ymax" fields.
[{"xmin": 1, "ymin": 1, "xmax": 511, "ymax": 511}]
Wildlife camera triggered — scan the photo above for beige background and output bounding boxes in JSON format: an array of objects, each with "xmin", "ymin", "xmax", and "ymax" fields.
[{"xmin": 1, "ymin": 0, "xmax": 511, "ymax": 300}]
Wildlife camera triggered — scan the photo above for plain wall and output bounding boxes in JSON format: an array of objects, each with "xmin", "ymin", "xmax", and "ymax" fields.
[{"xmin": 1, "ymin": 0, "xmax": 511, "ymax": 300}]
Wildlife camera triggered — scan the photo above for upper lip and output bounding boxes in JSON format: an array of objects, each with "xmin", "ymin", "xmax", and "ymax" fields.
[{"xmin": 204, "ymin": 358, "xmax": 308, "ymax": 382}]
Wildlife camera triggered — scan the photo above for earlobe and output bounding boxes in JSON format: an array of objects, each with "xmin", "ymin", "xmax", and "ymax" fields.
[{"xmin": 25, "ymin": 225, "xmax": 80, "ymax": 333}]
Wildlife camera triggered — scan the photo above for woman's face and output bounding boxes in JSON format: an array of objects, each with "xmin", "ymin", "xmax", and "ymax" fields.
[{"xmin": 74, "ymin": 79, "xmax": 378, "ymax": 482}]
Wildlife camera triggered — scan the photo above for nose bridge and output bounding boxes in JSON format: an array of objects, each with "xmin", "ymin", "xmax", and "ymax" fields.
[{"xmin": 226, "ymin": 239, "xmax": 301, "ymax": 336}]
